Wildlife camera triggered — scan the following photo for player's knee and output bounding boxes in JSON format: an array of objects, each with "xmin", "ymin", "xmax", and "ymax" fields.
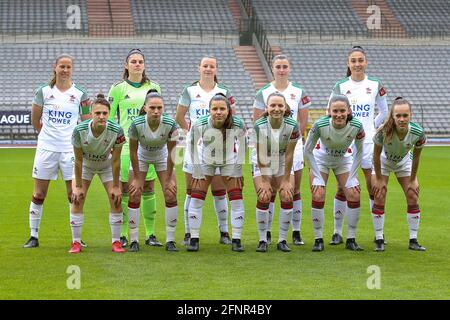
[
  {"xmin": 335, "ymin": 188, "xmax": 346, "ymax": 198},
  {"xmin": 345, "ymin": 190, "xmax": 360, "ymax": 202},
  {"xmin": 165, "ymin": 199, "xmax": 178, "ymax": 209},
  {"xmin": 129, "ymin": 193, "xmax": 141, "ymax": 204},
  {"xmin": 32, "ymin": 193, "xmax": 46, "ymax": 203},
  {"xmin": 312, "ymin": 189, "xmax": 325, "ymax": 202},
  {"xmin": 257, "ymin": 191, "xmax": 271, "ymax": 204},
  {"xmin": 163, "ymin": 191, "xmax": 177, "ymax": 204}
]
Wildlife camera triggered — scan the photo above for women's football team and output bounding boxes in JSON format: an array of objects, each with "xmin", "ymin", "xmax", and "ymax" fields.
[{"xmin": 23, "ymin": 46, "xmax": 426, "ymax": 254}]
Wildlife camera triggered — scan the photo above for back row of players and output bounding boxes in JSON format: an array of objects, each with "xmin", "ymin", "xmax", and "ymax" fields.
[{"xmin": 23, "ymin": 46, "xmax": 426, "ymax": 254}]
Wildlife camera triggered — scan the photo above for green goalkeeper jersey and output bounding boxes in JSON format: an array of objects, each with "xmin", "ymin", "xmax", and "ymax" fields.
[{"xmin": 107, "ymin": 79, "xmax": 161, "ymax": 154}]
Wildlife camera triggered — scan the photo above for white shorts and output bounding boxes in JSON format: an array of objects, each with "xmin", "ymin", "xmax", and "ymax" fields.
[
  {"xmin": 183, "ymin": 145, "xmax": 222, "ymax": 175},
  {"xmin": 192, "ymin": 164, "xmax": 242, "ymax": 179},
  {"xmin": 252, "ymin": 162, "xmax": 286, "ymax": 178},
  {"xmin": 78, "ymin": 161, "xmax": 113, "ymax": 183},
  {"xmin": 139, "ymin": 159, "xmax": 167, "ymax": 173},
  {"xmin": 32, "ymin": 148, "xmax": 74, "ymax": 181},
  {"xmin": 292, "ymin": 139, "xmax": 304, "ymax": 172},
  {"xmin": 375, "ymin": 155, "xmax": 412, "ymax": 178},
  {"xmin": 316, "ymin": 156, "xmax": 352, "ymax": 176},
  {"xmin": 349, "ymin": 141, "xmax": 372, "ymax": 170}
]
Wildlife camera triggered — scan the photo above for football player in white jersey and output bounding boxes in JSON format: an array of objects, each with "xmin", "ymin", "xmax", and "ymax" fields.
[
  {"xmin": 186, "ymin": 93, "xmax": 246, "ymax": 252},
  {"xmin": 70, "ymin": 94, "xmax": 126, "ymax": 254},
  {"xmin": 252, "ymin": 92, "xmax": 299, "ymax": 253},
  {"xmin": 24, "ymin": 54, "xmax": 91, "ymax": 248},
  {"xmin": 175, "ymin": 56, "xmax": 236, "ymax": 246},
  {"xmin": 128, "ymin": 91, "xmax": 179, "ymax": 252},
  {"xmin": 371, "ymin": 97, "xmax": 426, "ymax": 252},
  {"xmin": 305, "ymin": 95, "xmax": 365, "ymax": 252},
  {"xmin": 253, "ymin": 54, "xmax": 310, "ymax": 246},
  {"xmin": 327, "ymin": 46, "xmax": 388, "ymax": 246}
]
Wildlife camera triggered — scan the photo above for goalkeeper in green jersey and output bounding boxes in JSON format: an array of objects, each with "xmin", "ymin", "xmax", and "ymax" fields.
[{"xmin": 107, "ymin": 49, "xmax": 162, "ymax": 247}]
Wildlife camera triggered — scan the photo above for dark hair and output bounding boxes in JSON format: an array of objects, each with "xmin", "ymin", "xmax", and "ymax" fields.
[
  {"xmin": 328, "ymin": 94, "xmax": 353, "ymax": 123},
  {"xmin": 262, "ymin": 92, "xmax": 292, "ymax": 118},
  {"xmin": 122, "ymin": 48, "xmax": 151, "ymax": 85},
  {"xmin": 49, "ymin": 54, "xmax": 74, "ymax": 88},
  {"xmin": 346, "ymin": 45, "xmax": 366, "ymax": 77},
  {"xmin": 377, "ymin": 96, "xmax": 412, "ymax": 143},
  {"xmin": 139, "ymin": 89, "xmax": 162, "ymax": 116},
  {"xmin": 209, "ymin": 93, "xmax": 233, "ymax": 140},
  {"xmin": 93, "ymin": 93, "xmax": 110, "ymax": 110}
]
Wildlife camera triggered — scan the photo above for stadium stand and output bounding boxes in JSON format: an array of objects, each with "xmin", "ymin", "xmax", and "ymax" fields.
[
  {"xmin": 0, "ymin": 0, "xmax": 89, "ymax": 35},
  {"xmin": 386, "ymin": 0, "xmax": 450, "ymax": 37},
  {"xmin": 130, "ymin": 0, "xmax": 238, "ymax": 35},
  {"xmin": 251, "ymin": 0, "xmax": 368, "ymax": 37}
]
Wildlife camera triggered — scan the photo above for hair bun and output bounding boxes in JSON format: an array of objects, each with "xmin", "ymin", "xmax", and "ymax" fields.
[
  {"xmin": 147, "ymin": 89, "xmax": 158, "ymax": 94},
  {"xmin": 394, "ymin": 96, "xmax": 403, "ymax": 101},
  {"xmin": 96, "ymin": 93, "xmax": 105, "ymax": 99}
]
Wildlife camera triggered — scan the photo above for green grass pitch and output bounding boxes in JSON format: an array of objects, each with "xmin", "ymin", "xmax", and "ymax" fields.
[{"xmin": 0, "ymin": 147, "xmax": 449, "ymax": 299}]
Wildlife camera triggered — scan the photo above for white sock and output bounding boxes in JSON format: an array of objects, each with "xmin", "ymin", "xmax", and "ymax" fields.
[
  {"xmin": 267, "ymin": 201, "xmax": 275, "ymax": 232},
  {"xmin": 230, "ymin": 199, "xmax": 244, "ymax": 240},
  {"xmin": 188, "ymin": 197, "xmax": 204, "ymax": 239},
  {"xmin": 346, "ymin": 203, "xmax": 360, "ymax": 239},
  {"xmin": 213, "ymin": 194, "xmax": 229, "ymax": 233},
  {"xmin": 311, "ymin": 207, "xmax": 324, "ymax": 239},
  {"xmin": 407, "ymin": 212, "xmax": 420, "ymax": 240},
  {"xmin": 292, "ymin": 198, "xmax": 302, "ymax": 231},
  {"xmin": 184, "ymin": 195, "xmax": 191, "ymax": 234},
  {"xmin": 333, "ymin": 197, "xmax": 346, "ymax": 235},
  {"xmin": 29, "ymin": 201, "xmax": 43, "ymax": 238},
  {"xmin": 70, "ymin": 213, "xmax": 84, "ymax": 243},
  {"xmin": 278, "ymin": 206, "xmax": 293, "ymax": 242},
  {"xmin": 256, "ymin": 208, "xmax": 269, "ymax": 242},
  {"xmin": 372, "ymin": 213, "xmax": 385, "ymax": 240},
  {"xmin": 165, "ymin": 205, "xmax": 178, "ymax": 242},
  {"xmin": 109, "ymin": 212, "xmax": 123, "ymax": 243},
  {"xmin": 128, "ymin": 206, "xmax": 140, "ymax": 242}
]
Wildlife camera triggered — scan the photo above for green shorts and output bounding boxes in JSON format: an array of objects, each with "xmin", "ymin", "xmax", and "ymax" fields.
[{"xmin": 120, "ymin": 153, "xmax": 156, "ymax": 182}]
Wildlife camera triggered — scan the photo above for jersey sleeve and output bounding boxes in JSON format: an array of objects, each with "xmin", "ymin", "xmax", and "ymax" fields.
[
  {"xmin": 299, "ymin": 90, "xmax": 311, "ymax": 110},
  {"xmin": 72, "ymin": 128, "xmax": 81, "ymax": 148},
  {"xmin": 107, "ymin": 84, "xmax": 120, "ymax": 121},
  {"xmin": 374, "ymin": 81, "xmax": 388, "ymax": 128},
  {"xmin": 414, "ymin": 132, "xmax": 427, "ymax": 149},
  {"xmin": 178, "ymin": 85, "xmax": 191, "ymax": 107},
  {"xmin": 373, "ymin": 130, "xmax": 384, "ymax": 146},
  {"xmin": 168, "ymin": 121, "xmax": 179, "ymax": 140},
  {"xmin": 225, "ymin": 88, "xmax": 236, "ymax": 109},
  {"xmin": 114, "ymin": 127, "xmax": 126, "ymax": 147},
  {"xmin": 79, "ymin": 90, "xmax": 91, "ymax": 115},
  {"xmin": 355, "ymin": 126, "xmax": 366, "ymax": 141},
  {"xmin": 253, "ymin": 88, "xmax": 266, "ymax": 110},
  {"xmin": 32, "ymin": 86, "xmax": 44, "ymax": 106},
  {"xmin": 290, "ymin": 122, "xmax": 300, "ymax": 141},
  {"xmin": 128, "ymin": 121, "xmax": 138, "ymax": 141}
]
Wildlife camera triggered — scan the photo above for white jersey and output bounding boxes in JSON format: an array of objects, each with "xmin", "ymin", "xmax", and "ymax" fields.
[
  {"xmin": 188, "ymin": 115, "xmax": 246, "ymax": 167},
  {"xmin": 33, "ymin": 83, "xmax": 90, "ymax": 152},
  {"xmin": 128, "ymin": 114, "xmax": 178, "ymax": 163},
  {"xmin": 253, "ymin": 82, "xmax": 311, "ymax": 121},
  {"xmin": 373, "ymin": 122, "xmax": 426, "ymax": 164},
  {"xmin": 330, "ymin": 75, "xmax": 388, "ymax": 140},
  {"xmin": 72, "ymin": 120, "xmax": 125, "ymax": 166},
  {"xmin": 178, "ymin": 82, "xmax": 235, "ymax": 125},
  {"xmin": 305, "ymin": 116, "xmax": 365, "ymax": 186}
]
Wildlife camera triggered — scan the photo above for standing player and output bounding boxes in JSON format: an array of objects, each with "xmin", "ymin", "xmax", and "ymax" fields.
[
  {"xmin": 304, "ymin": 95, "xmax": 365, "ymax": 252},
  {"xmin": 252, "ymin": 92, "xmax": 299, "ymax": 252},
  {"xmin": 127, "ymin": 91, "xmax": 179, "ymax": 252},
  {"xmin": 371, "ymin": 97, "xmax": 426, "ymax": 252},
  {"xmin": 253, "ymin": 54, "xmax": 310, "ymax": 246},
  {"xmin": 24, "ymin": 54, "xmax": 91, "ymax": 248},
  {"xmin": 69, "ymin": 94, "xmax": 126, "ymax": 254},
  {"xmin": 108, "ymin": 49, "xmax": 162, "ymax": 248},
  {"xmin": 175, "ymin": 56, "xmax": 236, "ymax": 246},
  {"xmin": 186, "ymin": 93, "xmax": 246, "ymax": 252},
  {"xmin": 327, "ymin": 46, "xmax": 388, "ymax": 245}
]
